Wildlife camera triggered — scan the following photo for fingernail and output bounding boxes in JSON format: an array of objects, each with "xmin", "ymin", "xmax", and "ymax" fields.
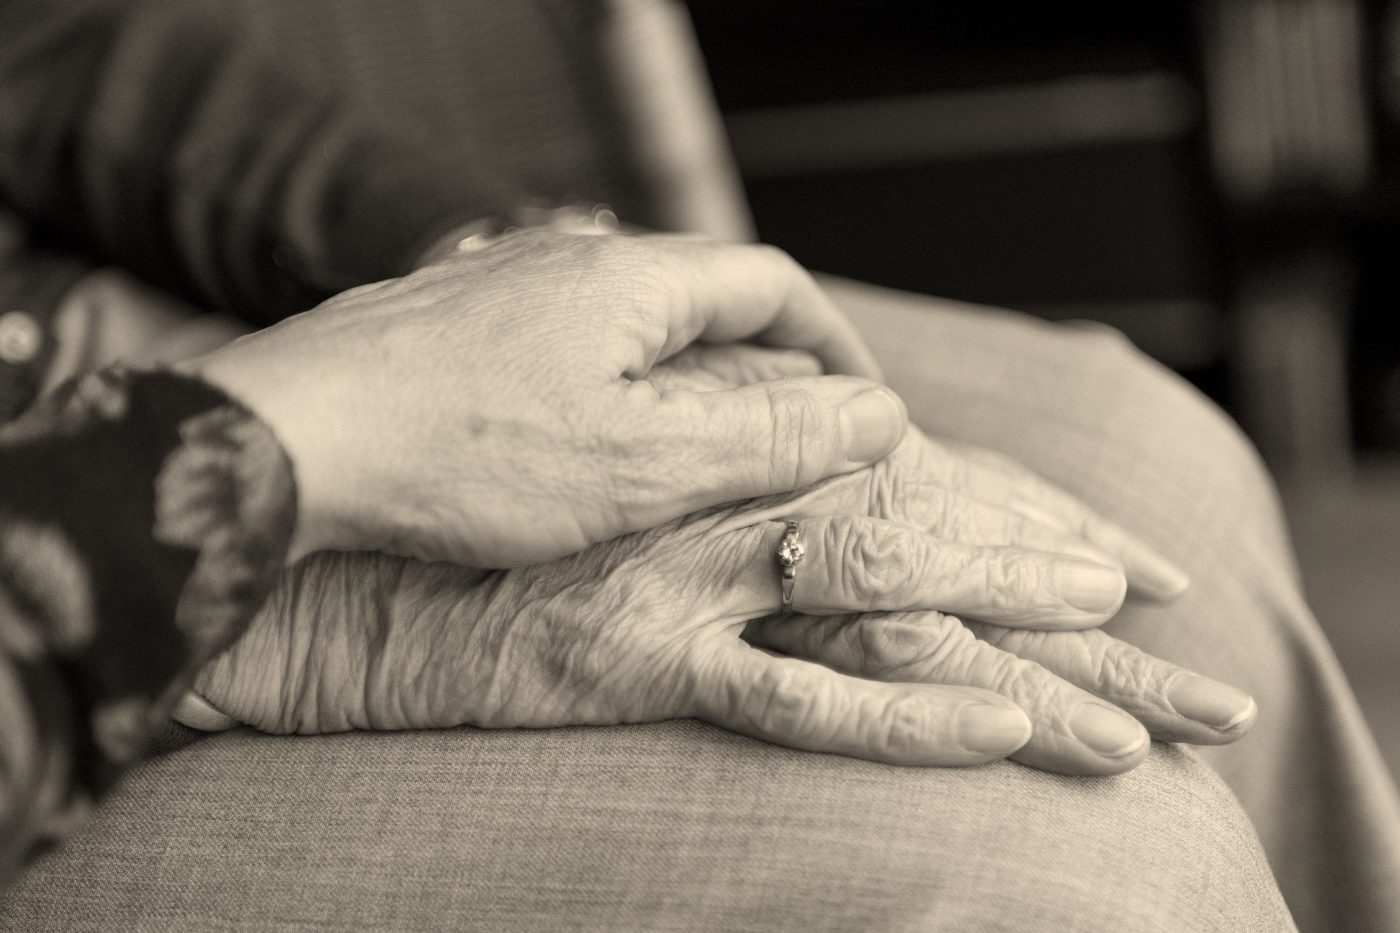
[
  {"xmin": 1129, "ymin": 547, "xmax": 1191, "ymax": 599},
  {"xmin": 1168, "ymin": 674, "xmax": 1256, "ymax": 729},
  {"xmin": 958, "ymin": 703, "xmax": 1032, "ymax": 755},
  {"xmin": 839, "ymin": 389, "xmax": 905, "ymax": 462},
  {"xmin": 1069, "ymin": 704, "xmax": 1148, "ymax": 757},
  {"xmin": 1054, "ymin": 560, "xmax": 1127, "ymax": 613},
  {"xmin": 171, "ymin": 690, "xmax": 238, "ymax": 732}
]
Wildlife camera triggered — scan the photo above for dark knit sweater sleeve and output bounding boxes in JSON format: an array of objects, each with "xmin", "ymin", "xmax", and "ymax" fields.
[
  {"xmin": 0, "ymin": 367, "xmax": 296, "ymax": 879},
  {"xmin": 0, "ymin": 0, "xmax": 523, "ymax": 325}
]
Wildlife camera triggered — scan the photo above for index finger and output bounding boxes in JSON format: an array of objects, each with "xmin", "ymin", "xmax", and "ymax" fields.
[
  {"xmin": 645, "ymin": 237, "xmax": 883, "ymax": 380},
  {"xmin": 941, "ymin": 441, "xmax": 1191, "ymax": 600}
]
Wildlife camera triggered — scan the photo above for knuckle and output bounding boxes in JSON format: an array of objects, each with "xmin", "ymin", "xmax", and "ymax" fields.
[
  {"xmin": 966, "ymin": 647, "xmax": 1042, "ymax": 704},
  {"xmin": 854, "ymin": 614, "xmax": 967, "ymax": 679},
  {"xmin": 1093, "ymin": 641, "xmax": 1157, "ymax": 697},
  {"xmin": 827, "ymin": 518, "xmax": 919, "ymax": 610},
  {"xmin": 751, "ymin": 661, "xmax": 816, "ymax": 738},
  {"xmin": 957, "ymin": 634, "xmax": 1085, "ymax": 730},
  {"xmin": 853, "ymin": 617, "xmax": 924, "ymax": 673},
  {"xmin": 982, "ymin": 551, "xmax": 1047, "ymax": 609},
  {"xmin": 763, "ymin": 383, "xmax": 828, "ymax": 488},
  {"xmin": 559, "ymin": 627, "xmax": 621, "ymax": 695},
  {"xmin": 878, "ymin": 693, "xmax": 931, "ymax": 759},
  {"xmin": 750, "ymin": 243, "xmax": 820, "ymax": 296},
  {"xmin": 929, "ymin": 622, "xmax": 1005, "ymax": 684}
]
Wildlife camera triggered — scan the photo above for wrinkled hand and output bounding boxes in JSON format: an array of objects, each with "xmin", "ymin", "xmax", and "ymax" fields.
[
  {"xmin": 186, "ymin": 350, "xmax": 1253, "ymax": 775},
  {"xmin": 737, "ymin": 432, "xmax": 1259, "ymax": 773},
  {"xmin": 650, "ymin": 344, "xmax": 1191, "ymax": 604},
  {"xmin": 660, "ymin": 346, "xmax": 1257, "ymax": 773},
  {"xmin": 189, "ymin": 500, "xmax": 1070, "ymax": 768},
  {"xmin": 186, "ymin": 231, "xmax": 904, "ymax": 567}
]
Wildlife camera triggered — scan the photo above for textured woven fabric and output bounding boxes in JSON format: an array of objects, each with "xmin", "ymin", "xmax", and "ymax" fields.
[
  {"xmin": 2, "ymin": 725, "xmax": 1290, "ymax": 933},
  {"xmin": 194, "ymin": 0, "xmax": 751, "ymax": 240},
  {"xmin": 826, "ymin": 277, "xmax": 1400, "ymax": 932},
  {"xmin": 0, "ymin": 369, "xmax": 297, "ymax": 879},
  {"xmin": 199, "ymin": 0, "xmax": 647, "ymax": 228},
  {"xmin": 0, "ymin": 289, "xmax": 1334, "ymax": 932}
]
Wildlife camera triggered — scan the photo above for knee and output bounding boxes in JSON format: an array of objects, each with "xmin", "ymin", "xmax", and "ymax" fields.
[
  {"xmin": 969, "ymin": 749, "xmax": 1288, "ymax": 930},
  {"xmin": 1081, "ymin": 324, "xmax": 1259, "ymax": 473},
  {"xmin": 779, "ymin": 747, "xmax": 1291, "ymax": 931},
  {"xmin": 1067, "ymin": 327, "xmax": 1290, "ymax": 549}
]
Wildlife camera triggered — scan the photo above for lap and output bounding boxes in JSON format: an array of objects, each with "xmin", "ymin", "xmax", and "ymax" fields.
[
  {"xmin": 1, "ymin": 723, "xmax": 1292, "ymax": 932},
  {"xmin": 829, "ymin": 275, "xmax": 1400, "ymax": 932}
]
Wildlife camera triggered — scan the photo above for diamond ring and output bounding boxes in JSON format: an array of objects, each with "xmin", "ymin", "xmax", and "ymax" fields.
[{"xmin": 776, "ymin": 520, "xmax": 805, "ymax": 613}]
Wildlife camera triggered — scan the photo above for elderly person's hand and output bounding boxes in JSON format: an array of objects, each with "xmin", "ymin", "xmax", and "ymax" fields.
[
  {"xmin": 181, "ymin": 351, "xmax": 1254, "ymax": 776},
  {"xmin": 650, "ymin": 345, "xmax": 1192, "ymax": 601},
  {"xmin": 181, "ymin": 466, "xmax": 1247, "ymax": 774},
  {"xmin": 181, "ymin": 510, "xmax": 1048, "ymax": 768},
  {"xmin": 184, "ymin": 231, "xmax": 903, "ymax": 567},
  {"xmin": 655, "ymin": 346, "xmax": 1256, "ymax": 773}
]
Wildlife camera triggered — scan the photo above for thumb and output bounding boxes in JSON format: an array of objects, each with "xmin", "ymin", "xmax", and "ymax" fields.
[{"xmin": 650, "ymin": 375, "xmax": 907, "ymax": 510}]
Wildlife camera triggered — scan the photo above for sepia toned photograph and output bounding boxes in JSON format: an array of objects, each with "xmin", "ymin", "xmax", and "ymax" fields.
[{"xmin": 1, "ymin": 1, "xmax": 1398, "ymax": 930}]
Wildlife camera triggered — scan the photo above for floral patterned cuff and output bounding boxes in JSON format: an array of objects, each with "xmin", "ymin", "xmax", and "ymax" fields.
[{"xmin": 0, "ymin": 368, "xmax": 296, "ymax": 877}]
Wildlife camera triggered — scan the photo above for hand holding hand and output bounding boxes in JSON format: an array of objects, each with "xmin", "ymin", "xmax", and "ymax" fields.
[
  {"xmin": 187, "ymin": 468, "xmax": 1249, "ymax": 775},
  {"xmin": 184, "ymin": 351, "xmax": 1251, "ymax": 775},
  {"xmin": 186, "ymin": 231, "xmax": 903, "ymax": 566},
  {"xmin": 649, "ymin": 344, "xmax": 1191, "ymax": 606}
]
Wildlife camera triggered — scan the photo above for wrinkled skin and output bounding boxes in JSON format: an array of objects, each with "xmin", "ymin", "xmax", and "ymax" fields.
[
  {"xmin": 192, "ymin": 347, "xmax": 1256, "ymax": 776},
  {"xmin": 189, "ymin": 231, "xmax": 907, "ymax": 567}
]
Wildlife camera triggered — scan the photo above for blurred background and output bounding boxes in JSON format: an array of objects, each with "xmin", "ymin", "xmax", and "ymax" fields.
[{"xmin": 39, "ymin": 0, "xmax": 1400, "ymax": 770}]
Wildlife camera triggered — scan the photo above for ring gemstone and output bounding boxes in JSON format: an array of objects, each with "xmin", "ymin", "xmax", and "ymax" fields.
[{"xmin": 778, "ymin": 537, "xmax": 805, "ymax": 566}]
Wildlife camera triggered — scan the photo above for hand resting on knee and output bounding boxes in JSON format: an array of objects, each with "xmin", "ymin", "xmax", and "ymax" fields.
[
  {"xmin": 71, "ymin": 232, "xmax": 1253, "ymax": 778},
  {"xmin": 185, "ymin": 346, "xmax": 1256, "ymax": 777}
]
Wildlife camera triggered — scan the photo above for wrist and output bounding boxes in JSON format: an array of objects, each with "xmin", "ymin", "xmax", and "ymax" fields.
[{"xmin": 177, "ymin": 334, "xmax": 334, "ymax": 563}]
